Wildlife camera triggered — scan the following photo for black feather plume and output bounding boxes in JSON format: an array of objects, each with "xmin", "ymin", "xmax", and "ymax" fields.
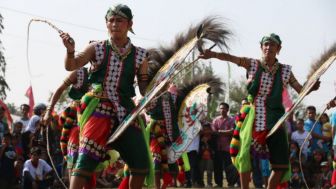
[
  {"xmin": 148, "ymin": 16, "xmax": 232, "ymax": 82},
  {"xmin": 307, "ymin": 43, "xmax": 336, "ymax": 79},
  {"xmin": 177, "ymin": 73, "xmax": 224, "ymax": 100}
]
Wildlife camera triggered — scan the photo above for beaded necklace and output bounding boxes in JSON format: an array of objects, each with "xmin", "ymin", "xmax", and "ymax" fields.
[
  {"xmin": 109, "ymin": 38, "xmax": 132, "ymax": 62},
  {"xmin": 260, "ymin": 58, "xmax": 279, "ymax": 75}
]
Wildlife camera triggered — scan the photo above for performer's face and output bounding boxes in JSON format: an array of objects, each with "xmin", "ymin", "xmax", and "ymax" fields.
[
  {"xmin": 106, "ymin": 15, "xmax": 132, "ymax": 39},
  {"xmin": 261, "ymin": 41, "xmax": 281, "ymax": 59}
]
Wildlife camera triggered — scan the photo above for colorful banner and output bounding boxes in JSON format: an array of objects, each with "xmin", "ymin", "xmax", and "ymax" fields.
[{"xmin": 168, "ymin": 84, "xmax": 209, "ymax": 163}]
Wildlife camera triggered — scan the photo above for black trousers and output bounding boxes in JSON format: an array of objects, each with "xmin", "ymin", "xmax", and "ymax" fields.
[
  {"xmin": 213, "ymin": 150, "xmax": 239, "ymax": 186},
  {"xmin": 185, "ymin": 150, "xmax": 202, "ymax": 185}
]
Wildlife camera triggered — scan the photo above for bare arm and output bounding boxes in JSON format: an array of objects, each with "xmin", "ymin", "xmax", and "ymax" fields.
[
  {"xmin": 43, "ymin": 71, "xmax": 77, "ymax": 123},
  {"xmin": 289, "ymin": 72, "xmax": 303, "ymax": 94},
  {"xmin": 137, "ymin": 58, "xmax": 149, "ymax": 96},
  {"xmin": 327, "ymin": 96, "xmax": 336, "ymax": 109},
  {"xmin": 60, "ymin": 33, "xmax": 95, "ymax": 71},
  {"xmin": 218, "ymin": 129, "xmax": 234, "ymax": 136},
  {"xmin": 199, "ymin": 49, "xmax": 251, "ymax": 70},
  {"xmin": 289, "ymin": 71, "xmax": 321, "ymax": 95}
]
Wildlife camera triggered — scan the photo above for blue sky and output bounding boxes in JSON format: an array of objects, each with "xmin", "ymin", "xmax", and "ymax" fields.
[{"xmin": 0, "ymin": 0, "xmax": 336, "ymax": 113}]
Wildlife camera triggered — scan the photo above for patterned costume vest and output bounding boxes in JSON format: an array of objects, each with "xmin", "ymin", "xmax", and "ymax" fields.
[
  {"xmin": 147, "ymin": 92, "xmax": 180, "ymax": 142},
  {"xmin": 247, "ymin": 59, "xmax": 291, "ymax": 131},
  {"xmin": 89, "ymin": 40, "xmax": 147, "ymax": 122},
  {"xmin": 69, "ymin": 67, "xmax": 89, "ymax": 100}
]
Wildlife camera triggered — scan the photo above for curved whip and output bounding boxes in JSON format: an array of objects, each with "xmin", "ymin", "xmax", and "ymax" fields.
[{"xmin": 27, "ymin": 19, "xmax": 68, "ymax": 189}]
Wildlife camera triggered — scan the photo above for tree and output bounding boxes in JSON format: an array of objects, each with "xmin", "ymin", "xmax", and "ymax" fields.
[
  {"xmin": 228, "ymin": 77, "xmax": 248, "ymax": 113},
  {"xmin": 6, "ymin": 102, "xmax": 19, "ymax": 115},
  {"xmin": 0, "ymin": 14, "xmax": 10, "ymax": 100}
]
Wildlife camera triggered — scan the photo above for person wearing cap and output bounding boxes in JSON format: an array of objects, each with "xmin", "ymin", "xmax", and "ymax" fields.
[
  {"xmin": 22, "ymin": 147, "xmax": 53, "ymax": 189},
  {"xmin": 199, "ymin": 33, "xmax": 320, "ymax": 188},
  {"xmin": 60, "ymin": 4, "xmax": 149, "ymax": 189}
]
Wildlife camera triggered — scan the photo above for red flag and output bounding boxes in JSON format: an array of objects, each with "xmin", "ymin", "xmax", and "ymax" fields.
[
  {"xmin": 25, "ymin": 85, "xmax": 35, "ymax": 117},
  {"xmin": 0, "ymin": 100, "xmax": 13, "ymax": 132}
]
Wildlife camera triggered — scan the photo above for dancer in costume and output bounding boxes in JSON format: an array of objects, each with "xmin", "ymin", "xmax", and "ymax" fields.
[
  {"xmin": 199, "ymin": 33, "xmax": 319, "ymax": 188},
  {"xmin": 143, "ymin": 16, "xmax": 230, "ymax": 189},
  {"xmin": 146, "ymin": 84, "xmax": 181, "ymax": 189},
  {"xmin": 60, "ymin": 4, "xmax": 149, "ymax": 189},
  {"xmin": 42, "ymin": 67, "xmax": 95, "ymax": 188}
]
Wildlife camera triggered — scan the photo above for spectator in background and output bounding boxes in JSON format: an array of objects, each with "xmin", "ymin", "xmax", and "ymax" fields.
[
  {"xmin": 289, "ymin": 141, "xmax": 302, "ymax": 164},
  {"xmin": 289, "ymin": 161, "xmax": 303, "ymax": 188},
  {"xmin": 211, "ymin": 102, "xmax": 239, "ymax": 187},
  {"xmin": 199, "ymin": 123, "xmax": 216, "ymax": 187},
  {"xmin": 319, "ymin": 161, "xmax": 332, "ymax": 189},
  {"xmin": 304, "ymin": 148, "xmax": 326, "ymax": 188},
  {"xmin": 13, "ymin": 121, "xmax": 23, "ymax": 135},
  {"xmin": 0, "ymin": 133, "xmax": 17, "ymax": 188},
  {"xmin": 0, "ymin": 106, "xmax": 10, "ymax": 142},
  {"xmin": 320, "ymin": 113, "xmax": 332, "ymax": 149},
  {"xmin": 19, "ymin": 104, "xmax": 31, "ymax": 133},
  {"xmin": 291, "ymin": 118, "xmax": 311, "ymax": 158},
  {"xmin": 12, "ymin": 121, "xmax": 23, "ymax": 147},
  {"xmin": 24, "ymin": 103, "xmax": 46, "ymax": 134},
  {"xmin": 304, "ymin": 106, "xmax": 328, "ymax": 157},
  {"xmin": 22, "ymin": 147, "xmax": 53, "ymax": 189},
  {"xmin": 185, "ymin": 132, "xmax": 202, "ymax": 188}
]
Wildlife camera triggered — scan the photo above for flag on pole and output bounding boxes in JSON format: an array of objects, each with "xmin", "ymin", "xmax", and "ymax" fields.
[{"xmin": 25, "ymin": 85, "xmax": 35, "ymax": 117}]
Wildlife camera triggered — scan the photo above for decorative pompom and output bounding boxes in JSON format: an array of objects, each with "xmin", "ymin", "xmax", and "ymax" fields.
[
  {"xmin": 85, "ymin": 174, "xmax": 96, "ymax": 189},
  {"xmin": 331, "ymin": 170, "xmax": 336, "ymax": 185},
  {"xmin": 276, "ymin": 182, "xmax": 288, "ymax": 189},
  {"xmin": 240, "ymin": 112, "xmax": 247, "ymax": 119},
  {"xmin": 162, "ymin": 172, "xmax": 173, "ymax": 187},
  {"xmin": 150, "ymin": 140, "xmax": 161, "ymax": 153},
  {"xmin": 118, "ymin": 176, "xmax": 130, "ymax": 189},
  {"xmin": 177, "ymin": 170, "xmax": 186, "ymax": 185}
]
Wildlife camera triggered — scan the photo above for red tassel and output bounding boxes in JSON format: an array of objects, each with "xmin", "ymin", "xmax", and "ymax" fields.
[
  {"xmin": 331, "ymin": 170, "xmax": 336, "ymax": 185},
  {"xmin": 84, "ymin": 173, "xmax": 96, "ymax": 189},
  {"xmin": 276, "ymin": 182, "xmax": 288, "ymax": 189},
  {"xmin": 177, "ymin": 170, "xmax": 186, "ymax": 185},
  {"xmin": 162, "ymin": 172, "xmax": 173, "ymax": 187},
  {"xmin": 118, "ymin": 176, "xmax": 130, "ymax": 189}
]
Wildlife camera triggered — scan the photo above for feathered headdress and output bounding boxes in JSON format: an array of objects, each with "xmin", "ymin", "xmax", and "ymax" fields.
[
  {"xmin": 177, "ymin": 73, "xmax": 223, "ymax": 100},
  {"xmin": 306, "ymin": 43, "xmax": 336, "ymax": 79},
  {"xmin": 147, "ymin": 16, "xmax": 232, "ymax": 82}
]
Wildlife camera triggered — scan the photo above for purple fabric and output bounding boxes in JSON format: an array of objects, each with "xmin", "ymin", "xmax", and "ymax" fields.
[{"xmin": 79, "ymin": 148, "xmax": 101, "ymax": 161}]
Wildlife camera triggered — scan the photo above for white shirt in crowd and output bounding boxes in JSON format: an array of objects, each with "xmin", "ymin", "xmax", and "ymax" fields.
[
  {"xmin": 24, "ymin": 115, "xmax": 40, "ymax": 133},
  {"xmin": 187, "ymin": 134, "xmax": 200, "ymax": 152},
  {"xmin": 291, "ymin": 130, "xmax": 311, "ymax": 155},
  {"xmin": 19, "ymin": 118, "xmax": 30, "ymax": 133},
  {"xmin": 22, "ymin": 159, "xmax": 52, "ymax": 180}
]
